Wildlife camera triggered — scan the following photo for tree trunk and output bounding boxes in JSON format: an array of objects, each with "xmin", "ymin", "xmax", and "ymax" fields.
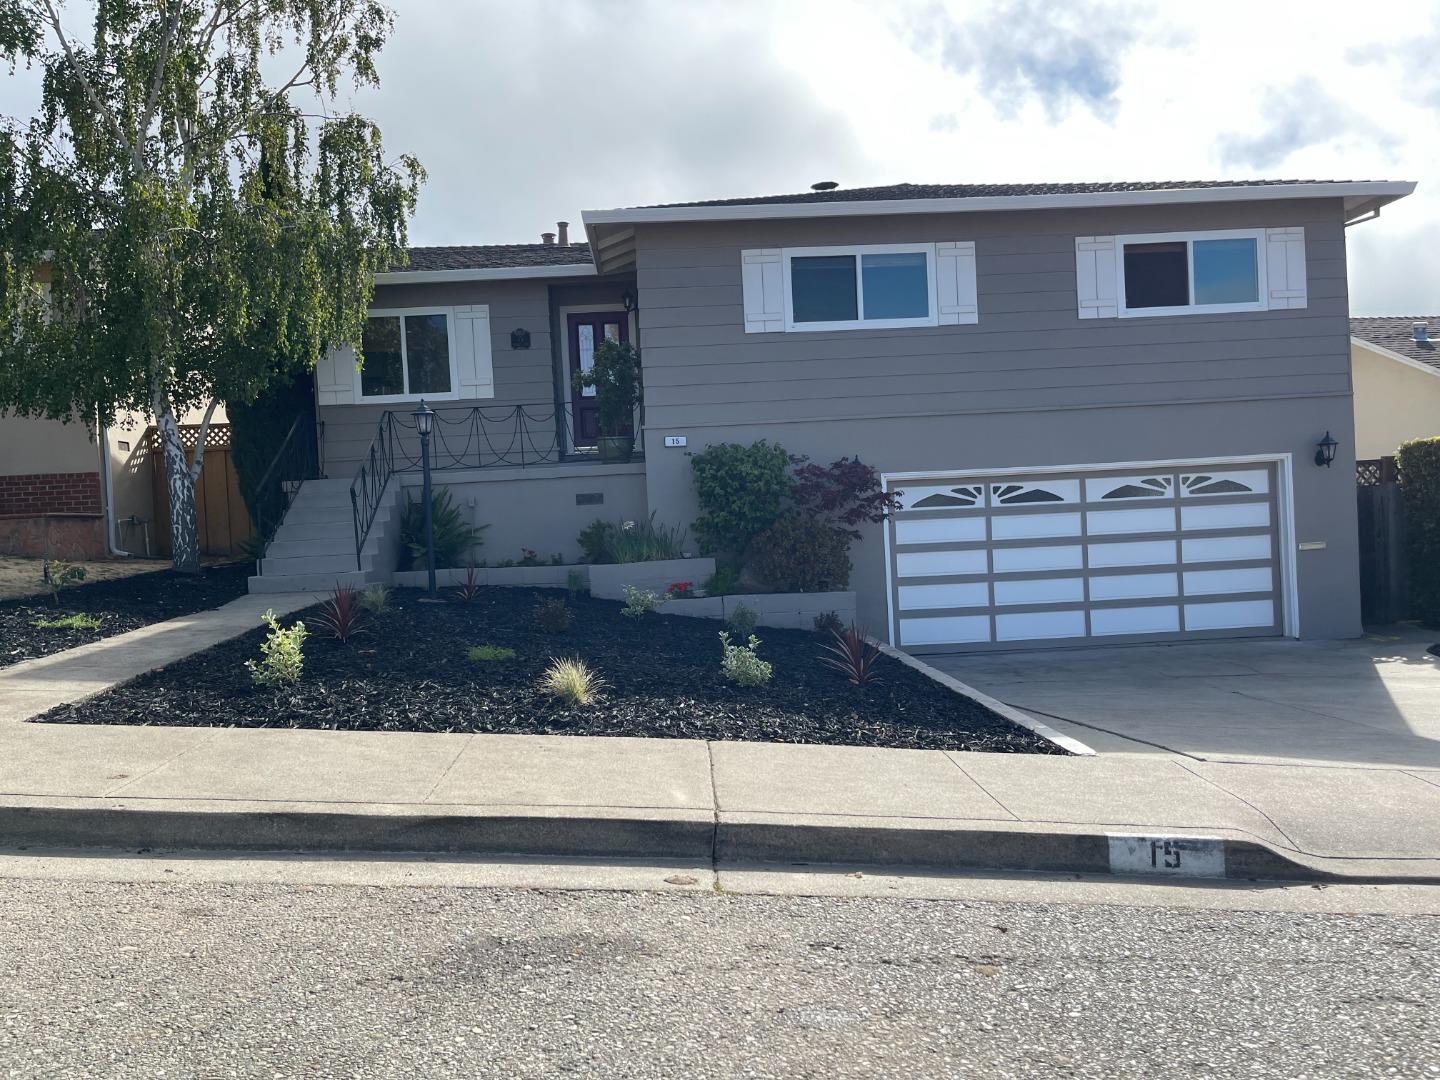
[{"xmin": 158, "ymin": 410, "xmax": 201, "ymax": 574}]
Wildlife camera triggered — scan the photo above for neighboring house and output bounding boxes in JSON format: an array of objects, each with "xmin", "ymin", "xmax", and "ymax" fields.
[
  {"xmin": 0, "ymin": 406, "xmax": 237, "ymax": 561},
  {"xmin": 1349, "ymin": 317, "xmax": 1440, "ymax": 459},
  {"xmin": 252, "ymin": 179, "xmax": 1415, "ymax": 653}
]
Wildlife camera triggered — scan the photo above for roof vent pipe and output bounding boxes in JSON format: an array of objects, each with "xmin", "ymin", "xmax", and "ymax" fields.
[
  {"xmin": 557, "ymin": 221, "xmax": 569, "ymax": 245},
  {"xmin": 1414, "ymin": 322, "xmax": 1429, "ymax": 344},
  {"xmin": 541, "ymin": 232, "xmax": 556, "ymax": 245},
  {"xmin": 810, "ymin": 181, "xmax": 839, "ymax": 191}
]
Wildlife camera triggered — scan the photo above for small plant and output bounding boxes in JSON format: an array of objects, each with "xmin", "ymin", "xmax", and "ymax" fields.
[
  {"xmin": 749, "ymin": 514, "xmax": 852, "ymax": 592},
  {"xmin": 621, "ymin": 584, "xmax": 667, "ymax": 618},
  {"xmin": 455, "ymin": 563, "xmax": 483, "ymax": 603},
  {"xmin": 719, "ymin": 631, "xmax": 772, "ymax": 687},
  {"xmin": 577, "ymin": 513, "xmax": 687, "ymax": 564},
  {"xmin": 578, "ymin": 519, "xmax": 616, "ymax": 563},
  {"xmin": 468, "ymin": 644, "xmax": 517, "ymax": 662},
  {"xmin": 43, "ymin": 559, "xmax": 86, "ymax": 605},
  {"xmin": 532, "ymin": 595, "xmax": 573, "ymax": 633},
  {"xmin": 246, "ymin": 609, "xmax": 308, "ymax": 688},
  {"xmin": 32, "ymin": 612, "xmax": 102, "ymax": 631},
  {"xmin": 820, "ymin": 623, "xmax": 883, "ymax": 686},
  {"xmin": 550, "ymin": 553, "xmax": 565, "ymax": 566},
  {"xmin": 701, "ymin": 566, "xmax": 742, "ymax": 596},
  {"xmin": 540, "ymin": 657, "xmax": 606, "ymax": 705},
  {"xmin": 359, "ymin": 584, "xmax": 392, "ymax": 614},
  {"xmin": 566, "ymin": 569, "xmax": 587, "ymax": 595},
  {"xmin": 666, "ymin": 580, "xmax": 695, "ymax": 599},
  {"xmin": 312, "ymin": 584, "xmax": 369, "ymax": 642},
  {"xmin": 725, "ymin": 602, "xmax": 758, "ymax": 638},
  {"xmin": 398, "ymin": 489, "xmax": 488, "ymax": 570},
  {"xmin": 518, "ymin": 548, "xmax": 542, "ymax": 567},
  {"xmin": 570, "ymin": 338, "xmax": 641, "ymax": 437},
  {"xmin": 813, "ymin": 610, "xmax": 845, "ymax": 637},
  {"xmin": 495, "ymin": 558, "xmax": 516, "ymax": 568}
]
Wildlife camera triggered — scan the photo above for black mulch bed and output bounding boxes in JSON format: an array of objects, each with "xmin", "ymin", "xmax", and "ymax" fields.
[
  {"xmin": 1, "ymin": 562, "xmax": 253, "ymax": 668},
  {"xmin": 35, "ymin": 586, "xmax": 1063, "ymax": 754}
]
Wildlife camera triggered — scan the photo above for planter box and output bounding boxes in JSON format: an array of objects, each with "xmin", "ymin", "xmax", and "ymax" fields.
[
  {"xmin": 720, "ymin": 591, "xmax": 855, "ymax": 630},
  {"xmin": 392, "ymin": 565, "xmax": 586, "ymax": 589},
  {"xmin": 662, "ymin": 596, "xmax": 725, "ymax": 620},
  {"xmin": 587, "ymin": 557, "xmax": 716, "ymax": 600}
]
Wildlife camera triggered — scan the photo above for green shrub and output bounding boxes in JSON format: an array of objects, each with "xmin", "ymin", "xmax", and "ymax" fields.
[
  {"xmin": 689, "ymin": 441, "xmax": 793, "ymax": 556},
  {"xmin": 1399, "ymin": 436, "xmax": 1440, "ymax": 626},
  {"xmin": 359, "ymin": 584, "xmax": 392, "ymax": 613},
  {"xmin": 532, "ymin": 595, "xmax": 573, "ymax": 633},
  {"xmin": 621, "ymin": 584, "xmax": 667, "ymax": 618},
  {"xmin": 566, "ymin": 569, "xmax": 587, "ymax": 594},
  {"xmin": 813, "ymin": 610, "xmax": 844, "ymax": 637},
  {"xmin": 749, "ymin": 514, "xmax": 852, "ymax": 592},
  {"xmin": 718, "ymin": 631, "xmax": 772, "ymax": 687},
  {"xmin": 576, "ymin": 513, "xmax": 687, "ymax": 564},
  {"xmin": 468, "ymin": 644, "xmax": 517, "ymax": 662},
  {"xmin": 246, "ymin": 609, "xmax": 308, "ymax": 688},
  {"xmin": 725, "ymin": 602, "xmax": 757, "ymax": 638},
  {"xmin": 701, "ymin": 566, "xmax": 742, "ymax": 596},
  {"xmin": 578, "ymin": 519, "xmax": 617, "ymax": 563},
  {"xmin": 32, "ymin": 612, "xmax": 102, "ymax": 631},
  {"xmin": 540, "ymin": 657, "xmax": 605, "ymax": 705},
  {"xmin": 398, "ymin": 489, "xmax": 488, "ymax": 570},
  {"xmin": 43, "ymin": 559, "xmax": 86, "ymax": 605},
  {"xmin": 570, "ymin": 339, "xmax": 641, "ymax": 436}
]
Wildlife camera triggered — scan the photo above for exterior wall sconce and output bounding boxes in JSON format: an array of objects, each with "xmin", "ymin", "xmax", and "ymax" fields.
[
  {"xmin": 1314, "ymin": 431, "xmax": 1338, "ymax": 468},
  {"xmin": 510, "ymin": 328, "xmax": 531, "ymax": 350},
  {"xmin": 621, "ymin": 288, "xmax": 638, "ymax": 313}
]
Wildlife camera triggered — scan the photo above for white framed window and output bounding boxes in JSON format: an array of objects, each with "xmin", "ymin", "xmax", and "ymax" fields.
[
  {"xmin": 780, "ymin": 243, "xmax": 940, "ymax": 332},
  {"xmin": 355, "ymin": 308, "xmax": 460, "ymax": 402},
  {"xmin": 1115, "ymin": 229, "xmax": 1268, "ymax": 318}
]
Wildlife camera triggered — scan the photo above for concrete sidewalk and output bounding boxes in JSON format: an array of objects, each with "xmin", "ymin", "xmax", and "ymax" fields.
[
  {"xmin": 0, "ymin": 722, "xmax": 1436, "ymax": 882},
  {"xmin": 0, "ymin": 592, "xmax": 312, "ymax": 722}
]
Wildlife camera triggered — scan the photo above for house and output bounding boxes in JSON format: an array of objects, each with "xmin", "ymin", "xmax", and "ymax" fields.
[
  {"xmin": 0, "ymin": 405, "xmax": 243, "ymax": 561},
  {"xmin": 1349, "ymin": 317, "xmax": 1440, "ymax": 460},
  {"xmin": 251, "ymin": 178, "xmax": 1416, "ymax": 653}
]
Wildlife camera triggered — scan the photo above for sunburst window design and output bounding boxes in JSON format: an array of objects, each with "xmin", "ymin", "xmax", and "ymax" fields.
[
  {"xmin": 910, "ymin": 484, "xmax": 983, "ymax": 509},
  {"xmin": 1100, "ymin": 477, "xmax": 1173, "ymax": 500},
  {"xmin": 1182, "ymin": 474, "xmax": 1253, "ymax": 496},
  {"xmin": 992, "ymin": 483, "xmax": 1065, "ymax": 505}
]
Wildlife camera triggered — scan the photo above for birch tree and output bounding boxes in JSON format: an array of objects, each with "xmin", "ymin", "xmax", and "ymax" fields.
[{"xmin": 0, "ymin": 0, "xmax": 422, "ymax": 572}]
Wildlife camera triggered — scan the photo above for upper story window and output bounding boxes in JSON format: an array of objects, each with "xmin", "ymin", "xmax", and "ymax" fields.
[
  {"xmin": 783, "ymin": 244, "xmax": 939, "ymax": 331},
  {"xmin": 1117, "ymin": 229, "xmax": 1266, "ymax": 317},
  {"xmin": 358, "ymin": 308, "xmax": 457, "ymax": 401}
]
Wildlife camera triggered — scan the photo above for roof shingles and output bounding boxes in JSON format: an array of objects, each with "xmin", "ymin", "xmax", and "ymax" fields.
[
  {"xmin": 396, "ymin": 244, "xmax": 592, "ymax": 273},
  {"xmin": 1351, "ymin": 317, "xmax": 1440, "ymax": 372}
]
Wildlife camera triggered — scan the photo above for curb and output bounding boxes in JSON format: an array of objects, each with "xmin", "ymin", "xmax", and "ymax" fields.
[{"xmin": 3, "ymin": 799, "xmax": 1436, "ymax": 885}]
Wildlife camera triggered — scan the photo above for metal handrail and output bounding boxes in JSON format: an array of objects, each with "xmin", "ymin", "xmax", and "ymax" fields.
[
  {"xmin": 347, "ymin": 402, "xmax": 642, "ymax": 569},
  {"xmin": 250, "ymin": 413, "xmax": 321, "ymax": 569}
]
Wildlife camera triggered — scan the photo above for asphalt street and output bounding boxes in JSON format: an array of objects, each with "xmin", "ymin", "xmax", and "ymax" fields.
[{"xmin": 0, "ymin": 865, "xmax": 1436, "ymax": 1079}]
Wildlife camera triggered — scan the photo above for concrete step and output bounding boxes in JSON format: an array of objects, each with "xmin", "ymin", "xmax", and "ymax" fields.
[
  {"xmin": 265, "ymin": 535, "xmax": 358, "ymax": 559},
  {"xmin": 271, "ymin": 520, "xmax": 356, "ymax": 542},
  {"xmin": 260, "ymin": 553, "xmax": 367, "ymax": 577},
  {"xmin": 289, "ymin": 492, "xmax": 356, "ymax": 511},
  {"xmin": 247, "ymin": 570, "xmax": 378, "ymax": 594},
  {"xmin": 278, "ymin": 506, "xmax": 360, "ymax": 527}
]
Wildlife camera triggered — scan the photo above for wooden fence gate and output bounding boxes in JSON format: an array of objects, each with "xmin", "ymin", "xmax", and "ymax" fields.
[
  {"xmin": 150, "ymin": 423, "xmax": 255, "ymax": 558},
  {"xmin": 1356, "ymin": 456, "xmax": 1408, "ymax": 624}
]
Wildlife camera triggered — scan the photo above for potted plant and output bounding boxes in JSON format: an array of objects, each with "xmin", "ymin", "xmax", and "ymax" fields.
[{"xmin": 573, "ymin": 338, "xmax": 641, "ymax": 463}]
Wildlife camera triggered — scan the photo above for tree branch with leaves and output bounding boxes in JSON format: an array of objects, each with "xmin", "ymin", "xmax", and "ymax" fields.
[{"xmin": 0, "ymin": 0, "xmax": 423, "ymax": 572}]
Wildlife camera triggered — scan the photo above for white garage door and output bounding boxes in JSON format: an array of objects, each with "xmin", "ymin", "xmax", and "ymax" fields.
[{"xmin": 886, "ymin": 463, "xmax": 1284, "ymax": 652}]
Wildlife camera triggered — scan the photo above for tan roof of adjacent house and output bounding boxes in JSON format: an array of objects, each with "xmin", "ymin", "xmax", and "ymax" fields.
[{"xmin": 400, "ymin": 243, "xmax": 592, "ymax": 272}]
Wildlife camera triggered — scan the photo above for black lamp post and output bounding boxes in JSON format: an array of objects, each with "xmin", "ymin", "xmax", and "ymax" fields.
[
  {"xmin": 414, "ymin": 400, "xmax": 437, "ymax": 596},
  {"xmin": 1314, "ymin": 431, "xmax": 1338, "ymax": 468}
]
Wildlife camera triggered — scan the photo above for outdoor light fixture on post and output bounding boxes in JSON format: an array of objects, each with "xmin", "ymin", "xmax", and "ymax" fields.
[
  {"xmin": 1314, "ymin": 431, "xmax": 1338, "ymax": 468},
  {"xmin": 414, "ymin": 400, "xmax": 437, "ymax": 596},
  {"xmin": 621, "ymin": 288, "xmax": 638, "ymax": 313}
]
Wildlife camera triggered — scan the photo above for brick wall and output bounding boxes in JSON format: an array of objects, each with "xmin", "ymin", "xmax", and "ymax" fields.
[{"xmin": 0, "ymin": 471, "xmax": 102, "ymax": 516}]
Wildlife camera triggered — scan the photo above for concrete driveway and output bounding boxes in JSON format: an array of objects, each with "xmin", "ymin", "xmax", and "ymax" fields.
[{"xmin": 926, "ymin": 625, "xmax": 1440, "ymax": 770}]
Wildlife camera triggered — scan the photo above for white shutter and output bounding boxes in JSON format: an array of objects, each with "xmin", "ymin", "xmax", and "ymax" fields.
[
  {"xmin": 453, "ymin": 305, "xmax": 494, "ymax": 399},
  {"xmin": 316, "ymin": 344, "xmax": 356, "ymax": 406},
  {"xmin": 1265, "ymin": 227, "xmax": 1307, "ymax": 310},
  {"xmin": 1075, "ymin": 236, "xmax": 1119, "ymax": 319},
  {"xmin": 741, "ymin": 248, "xmax": 785, "ymax": 333},
  {"xmin": 936, "ymin": 241, "xmax": 978, "ymax": 325}
]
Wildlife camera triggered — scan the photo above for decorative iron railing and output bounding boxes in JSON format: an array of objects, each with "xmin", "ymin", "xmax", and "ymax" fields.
[
  {"xmin": 250, "ymin": 413, "xmax": 321, "ymax": 565},
  {"xmin": 348, "ymin": 403, "xmax": 638, "ymax": 569}
]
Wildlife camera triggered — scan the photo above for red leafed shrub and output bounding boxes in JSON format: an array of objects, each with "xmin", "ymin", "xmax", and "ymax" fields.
[
  {"xmin": 789, "ymin": 455, "xmax": 901, "ymax": 539},
  {"xmin": 313, "ymin": 584, "xmax": 369, "ymax": 642},
  {"xmin": 454, "ymin": 563, "xmax": 482, "ymax": 603},
  {"xmin": 749, "ymin": 514, "xmax": 851, "ymax": 592},
  {"xmin": 819, "ymin": 623, "xmax": 883, "ymax": 686},
  {"xmin": 666, "ymin": 581, "xmax": 695, "ymax": 599}
]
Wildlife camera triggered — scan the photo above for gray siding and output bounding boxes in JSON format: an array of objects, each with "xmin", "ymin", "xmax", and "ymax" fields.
[{"xmin": 633, "ymin": 198, "xmax": 1361, "ymax": 642}]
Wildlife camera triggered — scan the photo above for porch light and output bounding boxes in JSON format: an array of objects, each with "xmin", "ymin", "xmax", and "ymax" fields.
[
  {"xmin": 413, "ymin": 400, "xmax": 434, "ymax": 436},
  {"xmin": 622, "ymin": 288, "xmax": 638, "ymax": 313},
  {"xmin": 1314, "ymin": 431, "xmax": 1338, "ymax": 468}
]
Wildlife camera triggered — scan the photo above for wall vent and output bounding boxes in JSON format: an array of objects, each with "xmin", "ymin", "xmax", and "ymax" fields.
[{"xmin": 575, "ymin": 492, "xmax": 603, "ymax": 506}]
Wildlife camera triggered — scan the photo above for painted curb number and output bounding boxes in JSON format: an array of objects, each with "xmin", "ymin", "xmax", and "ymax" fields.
[{"xmin": 1107, "ymin": 834, "xmax": 1226, "ymax": 878}]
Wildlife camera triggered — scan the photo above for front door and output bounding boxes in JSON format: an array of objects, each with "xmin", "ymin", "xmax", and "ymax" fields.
[{"xmin": 567, "ymin": 311, "xmax": 629, "ymax": 447}]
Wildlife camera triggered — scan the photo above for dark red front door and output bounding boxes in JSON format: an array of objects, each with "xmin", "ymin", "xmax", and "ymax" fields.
[{"xmin": 568, "ymin": 311, "xmax": 629, "ymax": 447}]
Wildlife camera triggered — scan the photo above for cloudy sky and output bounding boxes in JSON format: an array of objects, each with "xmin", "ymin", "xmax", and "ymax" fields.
[{"xmin": 8, "ymin": 0, "xmax": 1437, "ymax": 313}]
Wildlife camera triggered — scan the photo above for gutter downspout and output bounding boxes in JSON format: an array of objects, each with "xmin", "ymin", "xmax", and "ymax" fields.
[{"xmin": 97, "ymin": 415, "xmax": 136, "ymax": 557}]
